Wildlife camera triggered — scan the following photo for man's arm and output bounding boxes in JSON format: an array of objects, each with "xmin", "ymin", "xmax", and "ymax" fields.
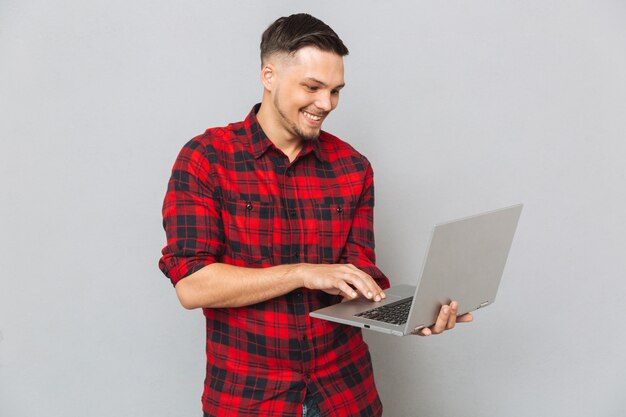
[{"xmin": 174, "ymin": 262, "xmax": 385, "ymax": 309}]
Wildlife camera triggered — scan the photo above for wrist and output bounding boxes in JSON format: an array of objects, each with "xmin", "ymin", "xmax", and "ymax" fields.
[{"xmin": 286, "ymin": 263, "xmax": 307, "ymax": 289}]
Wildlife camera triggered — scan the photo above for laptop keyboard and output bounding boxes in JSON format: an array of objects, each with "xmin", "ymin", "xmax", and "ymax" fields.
[{"xmin": 354, "ymin": 297, "xmax": 413, "ymax": 325}]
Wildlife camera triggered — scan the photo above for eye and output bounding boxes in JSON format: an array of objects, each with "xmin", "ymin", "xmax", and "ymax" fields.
[
  {"xmin": 331, "ymin": 89, "xmax": 340, "ymax": 96},
  {"xmin": 305, "ymin": 85, "xmax": 319, "ymax": 92}
]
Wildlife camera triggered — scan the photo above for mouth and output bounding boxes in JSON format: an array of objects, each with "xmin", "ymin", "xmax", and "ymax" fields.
[{"xmin": 301, "ymin": 109, "xmax": 325, "ymax": 124}]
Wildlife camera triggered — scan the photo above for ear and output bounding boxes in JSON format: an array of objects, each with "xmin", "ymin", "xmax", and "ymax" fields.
[{"xmin": 260, "ymin": 64, "xmax": 276, "ymax": 91}]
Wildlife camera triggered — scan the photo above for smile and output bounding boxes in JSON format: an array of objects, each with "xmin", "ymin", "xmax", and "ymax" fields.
[{"xmin": 302, "ymin": 110, "xmax": 323, "ymax": 122}]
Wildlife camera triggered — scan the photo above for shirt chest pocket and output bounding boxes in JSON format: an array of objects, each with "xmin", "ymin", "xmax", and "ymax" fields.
[
  {"xmin": 222, "ymin": 195, "xmax": 275, "ymax": 265},
  {"xmin": 315, "ymin": 201, "xmax": 356, "ymax": 264}
]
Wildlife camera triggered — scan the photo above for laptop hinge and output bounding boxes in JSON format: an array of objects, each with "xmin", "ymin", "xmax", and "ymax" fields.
[{"xmin": 478, "ymin": 301, "xmax": 490, "ymax": 309}]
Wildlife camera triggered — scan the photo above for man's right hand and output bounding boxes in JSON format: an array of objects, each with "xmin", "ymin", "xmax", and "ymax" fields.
[{"xmin": 297, "ymin": 263, "xmax": 386, "ymax": 302}]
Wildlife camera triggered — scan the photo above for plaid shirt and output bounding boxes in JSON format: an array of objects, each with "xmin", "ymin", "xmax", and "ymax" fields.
[{"xmin": 159, "ymin": 104, "xmax": 390, "ymax": 417}]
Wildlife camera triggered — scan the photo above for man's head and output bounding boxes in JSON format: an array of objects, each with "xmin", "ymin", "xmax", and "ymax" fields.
[{"xmin": 257, "ymin": 14, "xmax": 349, "ymax": 144}]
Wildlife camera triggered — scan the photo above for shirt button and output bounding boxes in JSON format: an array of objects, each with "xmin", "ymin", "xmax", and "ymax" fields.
[
  {"xmin": 293, "ymin": 251, "xmax": 300, "ymax": 259},
  {"xmin": 289, "ymin": 208, "xmax": 297, "ymax": 217},
  {"xmin": 246, "ymin": 202, "xmax": 253, "ymax": 210},
  {"xmin": 336, "ymin": 206, "xmax": 343, "ymax": 213}
]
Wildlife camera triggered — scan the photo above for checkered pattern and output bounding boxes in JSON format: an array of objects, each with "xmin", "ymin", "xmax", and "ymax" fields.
[{"xmin": 160, "ymin": 105, "xmax": 389, "ymax": 416}]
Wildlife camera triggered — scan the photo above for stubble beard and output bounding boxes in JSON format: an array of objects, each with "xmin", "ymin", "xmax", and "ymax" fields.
[{"xmin": 274, "ymin": 95, "xmax": 320, "ymax": 142}]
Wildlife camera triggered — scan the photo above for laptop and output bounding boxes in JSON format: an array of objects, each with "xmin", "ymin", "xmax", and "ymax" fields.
[{"xmin": 310, "ymin": 204, "xmax": 523, "ymax": 336}]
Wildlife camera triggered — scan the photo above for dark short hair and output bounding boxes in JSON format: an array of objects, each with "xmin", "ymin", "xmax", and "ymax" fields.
[{"xmin": 260, "ymin": 13, "xmax": 349, "ymax": 64}]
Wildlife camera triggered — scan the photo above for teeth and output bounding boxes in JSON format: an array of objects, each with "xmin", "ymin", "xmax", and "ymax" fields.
[{"xmin": 303, "ymin": 111, "xmax": 322, "ymax": 121}]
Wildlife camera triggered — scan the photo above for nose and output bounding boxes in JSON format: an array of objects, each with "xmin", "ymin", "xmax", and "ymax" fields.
[{"xmin": 315, "ymin": 91, "xmax": 333, "ymax": 112}]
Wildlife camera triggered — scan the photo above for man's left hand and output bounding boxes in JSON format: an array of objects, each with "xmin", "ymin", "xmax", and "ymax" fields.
[{"xmin": 413, "ymin": 301, "xmax": 473, "ymax": 336}]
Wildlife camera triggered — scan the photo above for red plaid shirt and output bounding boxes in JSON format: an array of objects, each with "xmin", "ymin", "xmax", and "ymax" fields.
[{"xmin": 159, "ymin": 105, "xmax": 390, "ymax": 417}]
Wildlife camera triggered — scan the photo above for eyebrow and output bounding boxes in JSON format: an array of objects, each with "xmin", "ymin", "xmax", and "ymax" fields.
[{"xmin": 304, "ymin": 77, "xmax": 346, "ymax": 90}]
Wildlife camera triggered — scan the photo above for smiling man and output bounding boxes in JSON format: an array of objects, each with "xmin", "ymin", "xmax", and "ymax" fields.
[{"xmin": 159, "ymin": 13, "xmax": 469, "ymax": 417}]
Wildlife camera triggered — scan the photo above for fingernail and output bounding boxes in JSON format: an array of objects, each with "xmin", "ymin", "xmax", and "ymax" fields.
[
  {"xmin": 374, "ymin": 295, "xmax": 380, "ymax": 302},
  {"xmin": 443, "ymin": 306, "xmax": 450, "ymax": 314},
  {"xmin": 367, "ymin": 291, "xmax": 373, "ymax": 298}
]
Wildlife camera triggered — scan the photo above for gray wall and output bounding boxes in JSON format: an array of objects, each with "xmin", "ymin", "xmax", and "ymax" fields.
[{"xmin": 2, "ymin": 1, "xmax": 625, "ymax": 416}]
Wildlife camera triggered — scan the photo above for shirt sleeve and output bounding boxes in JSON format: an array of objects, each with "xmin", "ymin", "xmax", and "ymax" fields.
[
  {"xmin": 158, "ymin": 138, "xmax": 224, "ymax": 286},
  {"xmin": 341, "ymin": 161, "xmax": 390, "ymax": 289}
]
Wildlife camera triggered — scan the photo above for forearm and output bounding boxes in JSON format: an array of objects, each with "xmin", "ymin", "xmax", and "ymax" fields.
[
  {"xmin": 174, "ymin": 262, "xmax": 386, "ymax": 309},
  {"xmin": 175, "ymin": 263, "xmax": 304, "ymax": 309}
]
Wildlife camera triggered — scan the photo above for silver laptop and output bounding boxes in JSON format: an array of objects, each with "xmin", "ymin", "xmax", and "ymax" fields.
[{"xmin": 310, "ymin": 204, "xmax": 523, "ymax": 336}]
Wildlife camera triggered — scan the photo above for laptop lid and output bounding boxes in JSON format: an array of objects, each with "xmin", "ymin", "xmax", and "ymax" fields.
[{"xmin": 405, "ymin": 203, "xmax": 523, "ymax": 334}]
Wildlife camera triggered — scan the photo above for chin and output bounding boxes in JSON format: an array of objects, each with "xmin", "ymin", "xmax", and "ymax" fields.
[{"xmin": 298, "ymin": 128, "xmax": 321, "ymax": 141}]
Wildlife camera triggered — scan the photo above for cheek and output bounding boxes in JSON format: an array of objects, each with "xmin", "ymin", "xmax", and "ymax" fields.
[
  {"xmin": 280, "ymin": 90, "xmax": 303, "ymax": 112},
  {"xmin": 294, "ymin": 91, "xmax": 313, "ymax": 109}
]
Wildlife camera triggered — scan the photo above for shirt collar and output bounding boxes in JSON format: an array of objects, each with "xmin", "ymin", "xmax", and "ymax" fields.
[{"xmin": 246, "ymin": 104, "xmax": 326, "ymax": 162}]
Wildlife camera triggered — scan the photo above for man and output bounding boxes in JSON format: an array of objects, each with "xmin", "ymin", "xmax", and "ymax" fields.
[{"xmin": 159, "ymin": 13, "xmax": 471, "ymax": 417}]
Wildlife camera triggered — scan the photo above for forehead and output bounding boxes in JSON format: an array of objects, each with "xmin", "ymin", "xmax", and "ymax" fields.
[{"xmin": 282, "ymin": 46, "xmax": 345, "ymax": 86}]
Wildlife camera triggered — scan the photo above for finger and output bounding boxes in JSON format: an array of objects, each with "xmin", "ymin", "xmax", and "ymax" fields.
[
  {"xmin": 446, "ymin": 301, "xmax": 458, "ymax": 329},
  {"xmin": 344, "ymin": 265, "xmax": 386, "ymax": 301},
  {"xmin": 343, "ymin": 265, "xmax": 375, "ymax": 296},
  {"xmin": 418, "ymin": 327, "xmax": 432, "ymax": 336},
  {"xmin": 430, "ymin": 305, "xmax": 451, "ymax": 334},
  {"xmin": 341, "ymin": 270, "xmax": 377, "ymax": 300},
  {"xmin": 337, "ymin": 281, "xmax": 358, "ymax": 299},
  {"xmin": 456, "ymin": 312, "xmax": 473, "ymax": 323},
  {"xmin": 365, "ymin": 275, "xmax": 386, "ymax": 300}
]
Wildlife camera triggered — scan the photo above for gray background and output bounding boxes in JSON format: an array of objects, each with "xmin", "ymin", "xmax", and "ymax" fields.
[{"xmin": 1, "ymin": 1, "xmax": 625, "ymax": 416}]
